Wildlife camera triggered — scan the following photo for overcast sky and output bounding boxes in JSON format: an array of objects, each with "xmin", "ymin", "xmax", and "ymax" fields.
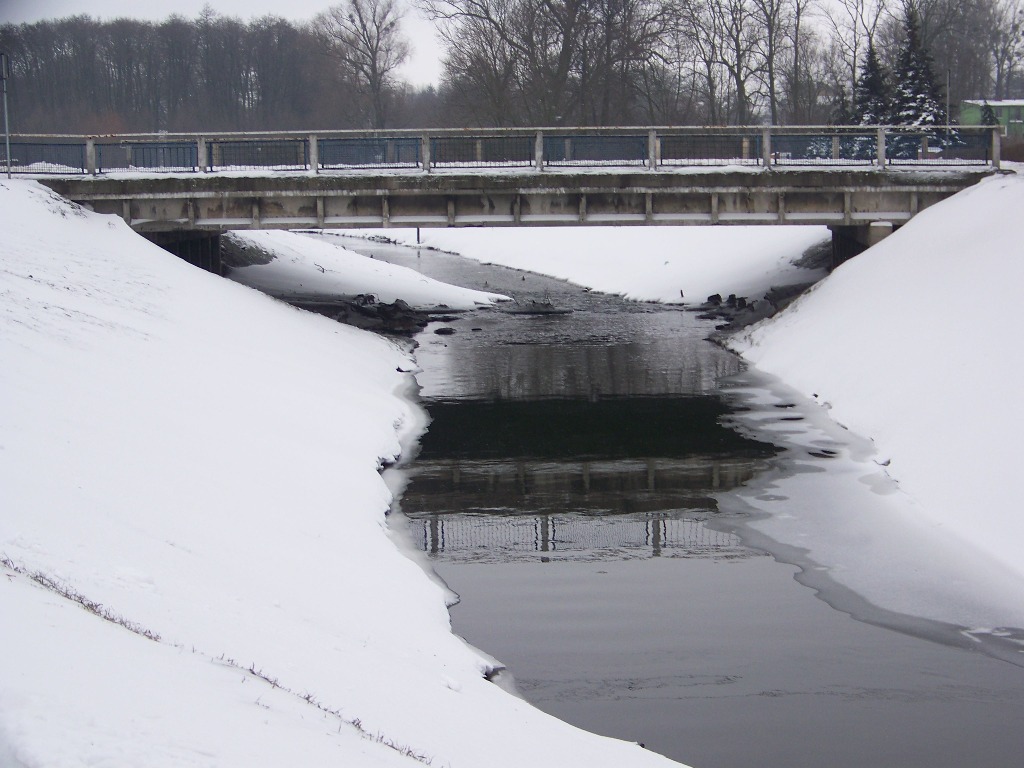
[{"xmin": 0, "ymin": 0, "xmax": 445, "ymax": 86}]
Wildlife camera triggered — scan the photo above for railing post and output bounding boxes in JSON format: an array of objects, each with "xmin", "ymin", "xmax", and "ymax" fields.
[
  {"xmin": 197, "ymin": 137, "xmax": 207, "ymax": 172},
  {"xmin": 991, "ymin": 127, "xmax": 1001, "ymax": 170},
  {"xmin": 877, "ymin": 127, "xmax": 886, "ymax": 168},
  {"xmin": 832, "ymin": 135, "xmax": 840, "ymax": 160},
  {"xmin": 535, "ymin": 130, "xmax": 544, "ymax": 171},
  {"xmin": 86, "ymin": 138, "xmax": 97, "ymax": 175},
  {"xmin": 762, "ymin": 127, "xmax": 772, "ymax": 166},
  {"xmin": 421, "ymin": 133, "xmax": 431, "ymax": 173},
  {"xmin": 647, "ymin": 129, "xmax": 658, "ymax": 170},
  {"xmin": 308, "ymin": 134, "xmax": 318, "ymax": 174}
]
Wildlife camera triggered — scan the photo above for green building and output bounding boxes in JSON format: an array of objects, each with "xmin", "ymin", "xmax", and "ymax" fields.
[{"xmin": 960, "ymin": 99, "xmax": 1024, "ymax": 138}]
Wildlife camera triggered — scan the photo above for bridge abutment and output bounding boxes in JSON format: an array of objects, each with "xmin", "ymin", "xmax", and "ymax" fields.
[
  {"xmin": 145, "ymin": 231, "xmax": 223, "ymax": 274},
  {"xmin": 828, "ymin": 222, "xmax": 896, "ymax": 269}
]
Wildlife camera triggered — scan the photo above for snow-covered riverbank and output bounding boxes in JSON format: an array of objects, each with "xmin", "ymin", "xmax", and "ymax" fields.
[
  {"xmin": 0, "ymin": 180, "xmax": 678, "ymax": 767},
  {"xmin": 728, "ymin": 171, "xmax": 1024, "ymax": 611},
  {"xmin": 339, "ymin": 225, "xmax": 831, "ymax": 305}
]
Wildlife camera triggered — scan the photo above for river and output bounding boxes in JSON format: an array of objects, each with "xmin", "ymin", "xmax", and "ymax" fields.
[{"xmin": 326, "ymin": 233, "xmax": 1024, "ymax": 768}]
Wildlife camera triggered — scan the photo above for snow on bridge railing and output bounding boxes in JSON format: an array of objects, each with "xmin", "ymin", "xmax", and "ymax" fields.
[{"xmin": 1, "ymin": 125, "xmax": 1002, "ymax": 176}]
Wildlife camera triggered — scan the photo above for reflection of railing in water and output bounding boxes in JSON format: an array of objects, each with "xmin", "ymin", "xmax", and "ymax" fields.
[
  {"xmin": 413, "ymin": 513, "xmax": 753, "ymax": 562},
  {"xmin": 402, "ymin": 456, "xmax": 767, "ymax": 519}
]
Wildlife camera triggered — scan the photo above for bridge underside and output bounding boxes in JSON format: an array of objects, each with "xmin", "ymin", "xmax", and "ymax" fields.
[
  {"xmin": 40, "ymin": 168, "xmax": 988, "ymax": 234},
  {"xmin": 144, "ymin": 231, "xmax": 223, "ymax": 273}
]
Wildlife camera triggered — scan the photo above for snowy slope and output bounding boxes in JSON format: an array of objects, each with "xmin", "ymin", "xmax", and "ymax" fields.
[
  {"xmin": 730, "ymin": 172, "xmax": 1024, "ymax": 580},
  {"xmin": 339, "ymin": 225, "xmax": 830, "ymax": 304},
  {"xmin": 226, "ymin": 229, "xmax": 509, "ymax": 308},
  {"xmin": 0, "ymin": 180, "xmax": 680, "ymax": 768}
]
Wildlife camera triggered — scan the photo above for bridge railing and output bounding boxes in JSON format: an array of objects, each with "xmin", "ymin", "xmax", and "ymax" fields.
[{"xmin": 1, "ymin": 125, "xmax": 1002, "ymax": 176}]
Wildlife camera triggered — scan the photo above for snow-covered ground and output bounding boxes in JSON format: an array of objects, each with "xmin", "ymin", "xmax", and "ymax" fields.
[
  {"xmin": 224, "ymin": 229, "xmax": 509, "ymax": 309},
  {"xmin": 0, "ymin": 180, "xmax": 678, "ymax": 767}
]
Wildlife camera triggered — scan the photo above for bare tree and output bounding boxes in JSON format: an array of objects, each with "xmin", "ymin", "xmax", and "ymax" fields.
[
  {"xmin": 315, "ymin": 0, "xmax": 411, "ymax": 128},
  {"xmin": 992, "ymin": 0, "xmax": 1024, "ymax": 98},
  {"xmin": 714, "ymin": 0, "xmax": 763, "ymax": 123},
  {"xmin": 821, "ymin": 0, "xmax": 889, "ymax": 96},
  {"xmin": 782, "ymin": 0, "xmax": 818, "ymax": 122},
  {"xmin": 750, "ymin": 0, "xmax": 789, "ymax": 123},
  {"xmin": 676, "ymin": 0, "xmax": 727, "ymax": 123},
  {"xmin": 438, "ymin": 7, "xmax": 523, "ymax": 125}
]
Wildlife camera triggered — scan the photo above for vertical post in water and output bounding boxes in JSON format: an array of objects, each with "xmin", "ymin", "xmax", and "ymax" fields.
[{"xmin": 1, "ymin": 52, "xmax": 11, "ymax": 179}]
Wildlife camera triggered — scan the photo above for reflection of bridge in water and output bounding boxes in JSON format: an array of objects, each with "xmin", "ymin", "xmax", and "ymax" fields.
[
  {"xmin": 410, "ymin": 513, "xmax": 754, "ymax": 563},
  {"xmin": 403, "ymin": 455, "xmax": 767, "ymax": 562}
]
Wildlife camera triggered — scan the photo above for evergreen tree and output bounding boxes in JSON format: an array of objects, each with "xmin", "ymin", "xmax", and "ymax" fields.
[
  {"xmin": 828, "ymin": 87, "xmax": 853, "ymax": 125},
  {"xmin": 852, "ymin": 43, "xmax": 891, "ymax": 125},
  {"xmin": 890, "ymin": 7, "xmax": 946, "ymax": 129},
  {"xmin": 981, "ymin": 100, "xmax": 999, "ymax": 126}
]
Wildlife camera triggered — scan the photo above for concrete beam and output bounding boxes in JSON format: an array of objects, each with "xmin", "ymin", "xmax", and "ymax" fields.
[{"xmin": 39, "ymin": 167, "xmax": 990, "ymax": 234}]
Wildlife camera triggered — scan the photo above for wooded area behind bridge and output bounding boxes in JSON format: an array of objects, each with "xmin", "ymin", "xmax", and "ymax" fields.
[{"xmin": 2, "ymin": 0, "xmax": 1022, "ymax": 133}]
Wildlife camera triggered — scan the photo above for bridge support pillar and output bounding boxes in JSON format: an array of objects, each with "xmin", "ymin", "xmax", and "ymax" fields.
[
  {"xmin": 144, "ymin": 231, "xmax": 223, "ymax": 274},
  {"xmin": 828, "ymin": 222, "xmax": 895, "ymax": 269}
]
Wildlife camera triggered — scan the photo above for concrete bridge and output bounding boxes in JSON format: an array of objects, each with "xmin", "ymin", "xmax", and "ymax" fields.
[{"xmin": 15, "ymin": 125, "xmax": 1001, "ymax": 265}]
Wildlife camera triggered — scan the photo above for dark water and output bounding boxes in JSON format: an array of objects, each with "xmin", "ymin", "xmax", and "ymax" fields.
[{"xmin": 324, "ymin": 233, "xmax": 1024, "ymax": 768}]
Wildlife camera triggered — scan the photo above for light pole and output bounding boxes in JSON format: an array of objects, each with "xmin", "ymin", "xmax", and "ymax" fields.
[{"xmin": 1, "ymin": 52, "xmax": 10, "ymax": 179}]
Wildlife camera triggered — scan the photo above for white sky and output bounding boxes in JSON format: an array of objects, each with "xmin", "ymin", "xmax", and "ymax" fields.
[{"xmin": 0, "ymin": 0, "xmax": 445, "ymax": 86}]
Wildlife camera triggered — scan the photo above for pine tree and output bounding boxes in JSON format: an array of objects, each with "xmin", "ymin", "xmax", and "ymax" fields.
[
  {"xmin": 981, "ymin": 100, "xmax": 999, "ymax": 126},
  {"xmin": 890, "ymin": 8, "xmax": 946, "ymax": 129},
  {"xmin": 828, "ymin": 87, "xmax": 853, "ymax": 125},
  {"xmin": 852, "ymin": 43, "xmax": 891, "ymax": 125}
]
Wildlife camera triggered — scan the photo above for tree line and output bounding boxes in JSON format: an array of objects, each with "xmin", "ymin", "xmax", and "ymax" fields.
[{"xmin": 1, "ymin": 0, "xmax": 1022, "ymax": 133}]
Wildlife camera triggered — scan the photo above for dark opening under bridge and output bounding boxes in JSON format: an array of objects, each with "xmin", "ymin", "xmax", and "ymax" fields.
[{"xmin": 21, "ymin": 125, "xmax": 1002, "ymax": 266}]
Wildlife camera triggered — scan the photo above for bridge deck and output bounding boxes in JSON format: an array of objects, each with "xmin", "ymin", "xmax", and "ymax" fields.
[
  {"xmin": 18, "ymin": 125, "xmax": 999, "ymax": 232},
  {"xmin": 39, "ymin": 164, "xmax": 993, "ymax": 232}
]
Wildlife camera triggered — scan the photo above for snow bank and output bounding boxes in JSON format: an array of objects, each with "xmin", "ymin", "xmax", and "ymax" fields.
[
  {"xmin": 341, "ymin": 226, "xmax": 830, "ymax": 304},
  {"xmin": 730, "ymin": 172, "xmax": 1024, "ymax": 580},
  {"xmin": 225, "ymin": 229, "xmax": 509, "ymax": 309},
  {"xmin": 0, "ymin": 181, "xmax": 679, "ymax": 767}
]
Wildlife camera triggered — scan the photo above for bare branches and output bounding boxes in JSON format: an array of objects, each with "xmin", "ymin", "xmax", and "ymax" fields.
[{"xmin": 314, "ymin": 0, "xmax": 411, "ymax": 128}]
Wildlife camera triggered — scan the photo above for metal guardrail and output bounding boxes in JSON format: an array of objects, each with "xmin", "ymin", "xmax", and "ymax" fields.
[
  {"xmin": 1, "ymin": 125, "xmax": 1002, "ymax": 175},
  {"xmin": 2, "ymin": 140, "xmax": 87, "ymax": 173},
  {"xmin": 319, "ymin": 136, "xmax": 421, "ymax": 169},
  {"xmin": 97, "ymin": 141, "xmax": 199, "ymax": 172}
]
